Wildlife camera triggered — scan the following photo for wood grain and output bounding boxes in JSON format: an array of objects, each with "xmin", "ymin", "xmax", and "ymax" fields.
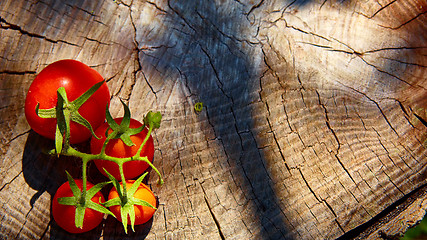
[{"xmin": 0, "ymin": 0, "xmax": 426, "ymax": 239}]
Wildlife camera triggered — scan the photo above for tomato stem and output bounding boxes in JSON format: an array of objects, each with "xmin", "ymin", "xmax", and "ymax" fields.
[
  {"xmin": 64, "ymin": 145, "xmax": 164, "ymax": 185},
  {"xmin": 118, "ymin": 162, "xmax": 128, "ymax": 204},
  {"xmin": 136, "ymin": 124, "xmax": 153, "ymax": 157},
  {"xmin": 80, "ymin": 158, "xmax": 89, "ymax": 205}
]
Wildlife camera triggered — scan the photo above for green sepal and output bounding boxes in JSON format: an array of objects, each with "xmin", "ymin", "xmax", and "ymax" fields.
[
  {"xmin": 85, "ymin": 181, "xmax": 115, "ymax": 217},
  {"xmin": 86, "ymin": 200, "xmax": 115, "ymax": 217},
  {"xmin": 67, "ymin": 80, "xmax": 103, "ymax": 139},
  {"xmin": 85, "ymin": 181, "xmax": 110, "ymax": 199},
  {"xmin": 65, "ymin": 171, "xmax": 81, "ymax": 199},
  {"xmin": 119, "ymin": 133, "xmax": 135, "ymax": 147},
  {"xmin": 57, "ymin": 196, "xmax": 77, "ymax": 206},
  {"xmin": 120, "ymin": 203, "xmax": 133, "ymax": 233},
  {"xmin": 103, "ymin": 169, "xmax": 123, "ymax": 199},
  {"xmin": 144, "ymin": 111, "xmax": 162, "ymax": 129},
  {"xmin": 55, "ymin": 124, "xmax": 63, "ymax": 155},
  {"xmin": 128, "ymin": 172, "xmax": 148, "ymax": 196},
  {"xmin": 70, "ymin": 111, "xmax": 99, "ymax": 140},
  {"xmin": 128, "ymin": 172, "xmax": 156, "ymax": 210},
  {"xmin": 102, "ymin": 197, "xmax": 121, "ymax": 208},
  {"xmin": 72, "ymin": 80, "xmax": 106, "ymax": 109},
  {"xmin": 131, "ymin": 198, "xmax": 156, "ymax": 209},
  {"xmin": 117, "ymin": 99, "xmax": 144, "ymax": 147},
  {"xmin": 35, "ymin": 103, "xmax": 56, "ymax": 118},
  {"xmin": 63, "ymin": 171, "xmax": 84, "ymax": 229},
  {"xmin": 103, "ymin": 168, "xmax": 132, "ymax": 233},
  {"xmin": 75, "ymin": 206, "xmax": 85, "ymax": 229},
  {"xmin": 105, "ymin": 105, "xmax": 120, "ymax": 130},
  {"xmin": 119, "ymin": 99, "xmax": 131, "ymax": 133},
  {"xmin": 55, "ymin": 87, "xmax": 70, "ymax": 153},
  {"xmin": 128, "ymin": 203, "xmax": 136, "ymax": 232}
]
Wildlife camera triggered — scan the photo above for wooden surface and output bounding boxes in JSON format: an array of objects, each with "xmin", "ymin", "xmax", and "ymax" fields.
[{"xmin": 1, "ymin": 0, "xmax": 426, "ymax": 239}]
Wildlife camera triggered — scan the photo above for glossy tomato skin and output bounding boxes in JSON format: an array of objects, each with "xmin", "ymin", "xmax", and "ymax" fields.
[
  {"xmin": 25, "ymin": 59, "xmax": 110, "ymax": 144},
  {"xmin": 108, "ymin": 181, "xmax": 157, "ymax": 225},
  {"xmin": 90, "ymin": 117, "xmax": 154, "ymax": 180},
  {"xmin": 52, "ymin": 180, "xmax": 105, "ymax": 234}
]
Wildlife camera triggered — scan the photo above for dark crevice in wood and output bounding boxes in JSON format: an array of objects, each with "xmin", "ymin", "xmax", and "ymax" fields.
[
  {"xmin": 339, "ymin": 83, "xmax": 401, "ymax": 137},
  {"xmin": 204, "ymin": 196, "xmax": 226, "ymax": 240},
  {"xmin": 84, "ymin": 37, "xmax": 111, "ymax": 46},
  {"xmin": 380, "ymin": 10, "xmax": 427, "ymax": 30},
  {"xmin": 298, "ymin": 167, "xmax": 321, "ymax": 201},
  {"xmin": 369, "ymin": 0, "xmax": 398, "ymax": 19},
  {"xmin": 0, "ymin": 17, "xmax": 79, "ymax": 46},
  {"xmin": 0, "ymin": 171, "xmax": 22, "ymax": 192},
  {"xmin": 38, "ymin": 218, "xmax": 52, "ymax": 240},
  {"xmin": 266, "ymin": 117, "xmax": 291, "ymax": 172},
  {"xmin": 246, "ymin": 0, "xmax": 265, "ymax": 16},
  {"xmin": 357, "ymin": 56, "xmax": 412, "ymax": 87},
  {"xmin": 362, "ymin": 46, "xmax": 426, "ymax": 54},
  {"xmin": 0, "ymin": 70, "xmax": 36, "ymax": 75},
  {"xmin": 337, "ymin": 182, "xmax": 427, "ymax": 240},
  {"xmin": 6, "ymin": 130, "xmax": 31, "ymax": 145},
  {"xmin": 289, "ymin": 26, "xmax": 332, "ymax": 43},
  {"xmin": 146, "ymin": 1, "xmax": 168, "ymax": 14},
  {"xmin": 15, "ymin": 204, "xmax": 34, "ymax": 239},
  {"xmin": 199, "ymin": 45, "xmax": 233, "ymax": 104},
  {"xmin": 414, "ymin": 113, "xmax": 427, "ymax": 128},
  {"xmin": 167, "ymin": 1, "xmax": 197, "ymax": 34}
]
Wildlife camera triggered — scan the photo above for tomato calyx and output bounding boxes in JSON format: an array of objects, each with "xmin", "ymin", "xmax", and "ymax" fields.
[
  {"xmin": 96, "ymin": 100, "xmax": 164, "ymax": 185},
  {"xmin": 102, "ymin": 171, "xmax": 156, "ymax": 233},
  {"xmin": 57, "ymin": 171, "xmax": 114, "ymax": 229},
  {"xmin": 103, "ymin": 99, "xmax": 145, "ymax": 148},
  {"xmin": 36, "ymin": 80, "xmax": 105, "ymax": 153}
]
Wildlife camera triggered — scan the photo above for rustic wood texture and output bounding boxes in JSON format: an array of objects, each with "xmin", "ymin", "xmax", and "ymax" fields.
[{"xmin": 1, "ymin": 0, "xmax": 426, "ymax": 239}]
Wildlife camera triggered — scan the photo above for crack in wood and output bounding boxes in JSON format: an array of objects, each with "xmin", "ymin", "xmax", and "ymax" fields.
[
  {"xmin": 336, "ymin": 83, "xmax": 401, "ymax": 137},
  {"xmin": 38, "ymin": 218, "xmax": 52, "ymax": 240},
  {"xmin": 1, "ymin": 178, "xmax": 19, "ymax": 201},
  {"xmin": 246, "ymin": 0, "xmax": 265, "ymax": 16},
  {"xmin": 338, "ymin": 182, "xmax": 427, "ymax": 239},
  {"xmin": 167, "ymin": 1, "xmax": 198, "ymax": 34},
  {"xmin": 196, "ymin": 10, "xmax": 259, "ymax": 47},
  {"xmin": 199, "ymin": 46, "xmax": 233, "ymax": 103},
  {"xmin": 369, "ymin": 0, "xmax": 398, "ymax": 19},
  {"xmin": 126, "ymin": 5, "xmax": 157, "ymax": 100},
  {"xmin": 414, "ymin": 113, "xmax": 427, "ymax": 128},
  {"xmin": 266, "ymin": 117, "xmax": 291, "ymax": 172},
  {"xmin": 5, "ymin": 130, "xmax": 31, "ymax": 146},
  {"xmin": 200, "ymin": 181, "xmax": 226, "ymax": 240},
  {"xmin": 0, "ymin": 70, "xmax": 36, "ymax": 75},
  {"xmin": 0, "ymin": 17, "xmax": 79, "ymax": 47},
  {"xmin": 15, "ymin": 204, "xmax": 34, "ymax": 239},
  {"xmin": 379, "ymin": 10, "xmax": 427, "ymax": 30},
  {"xmin": 146, "ymin": 1, "xmax": 168, "ymax": 14}
]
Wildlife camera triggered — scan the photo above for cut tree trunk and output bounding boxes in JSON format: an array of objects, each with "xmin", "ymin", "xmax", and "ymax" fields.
[{"xmin": 1, "ymin": 0, "xmax": 426, "ymax": 239}]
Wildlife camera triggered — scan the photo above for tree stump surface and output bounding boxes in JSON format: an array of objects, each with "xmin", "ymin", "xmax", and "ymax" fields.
[{"xmin": 1, "ymin": 0, "xmax": 426, "ymax": 239}]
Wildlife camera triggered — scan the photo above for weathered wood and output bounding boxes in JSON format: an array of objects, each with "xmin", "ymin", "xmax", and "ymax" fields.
[{"xmin": 0, "ymin": 0, "xmax": 426, "ymax": 239}]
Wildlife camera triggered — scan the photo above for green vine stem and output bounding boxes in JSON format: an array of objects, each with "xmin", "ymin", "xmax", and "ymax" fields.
[{"xmin": 61, "ymin": 134, "xmax": 164, "ymax": 186}]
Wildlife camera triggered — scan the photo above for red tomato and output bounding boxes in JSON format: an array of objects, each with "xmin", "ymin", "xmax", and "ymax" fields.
[
  {"xmin": 25, "ymin": 59, "xmax": 110, "ymax": 144},
  {"xmin": 108, "ymin": 181, "xmax": 157, "ymax": 225},
  {"xmin": 90, "ymin": 117, "xmax": 154, "ymax": 180},
  {"xmin": 52, "ymin": 180, "xmax": 105, "ymax": 233}
]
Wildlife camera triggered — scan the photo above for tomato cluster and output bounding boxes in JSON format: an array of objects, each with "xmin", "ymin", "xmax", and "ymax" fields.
[{"xmin": 25, "ymin": 60, "xmax": 161, "ymax": 234}]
